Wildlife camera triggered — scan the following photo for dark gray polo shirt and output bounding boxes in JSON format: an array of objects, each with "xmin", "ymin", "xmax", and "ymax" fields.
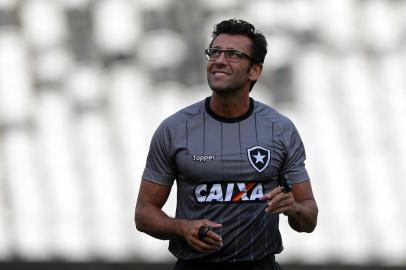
[{"xmin": 142, "ymin": 97, "xmax": 309, "ymax": 262}]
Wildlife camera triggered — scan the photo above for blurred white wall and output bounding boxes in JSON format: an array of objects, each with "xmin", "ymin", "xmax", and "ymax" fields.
[{"xmin": 0, "ymin": 0, "xmax": 405, "ymax": 266}]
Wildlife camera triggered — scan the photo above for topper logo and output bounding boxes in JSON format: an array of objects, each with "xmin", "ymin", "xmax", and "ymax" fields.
[
  {"xmin": 193, "ymin": 155, "xmax": 216, "ymax": 162},
  {"xmin": 194, "ymin": 182, "xmax": 264, "ymax": 203}
]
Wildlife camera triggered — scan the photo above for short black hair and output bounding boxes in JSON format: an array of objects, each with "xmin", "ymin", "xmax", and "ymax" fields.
[{"xmin": 209, "ymin": 19, "xmax": 268, "ymax": 91}]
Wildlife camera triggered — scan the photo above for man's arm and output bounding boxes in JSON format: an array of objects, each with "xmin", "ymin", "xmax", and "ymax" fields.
[
  {"xmin": 135, "ymin": 179, "xmax": 177, "ymax": 239},
  {"xmin": 285, "ymin": 180, "xmax": 318, "ymax": 232},
  {"xmin": 261, "ymin": 180, "xmax": 318, "ymax": 233},
  {"xmin": 135, "ymin": 179, "xmax": 223, "ymax": 251}
]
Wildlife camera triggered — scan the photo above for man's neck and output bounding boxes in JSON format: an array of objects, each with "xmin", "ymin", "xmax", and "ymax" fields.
[{"xmin": 210, "ymin": 91, "xmax": 250, "ymax": 119}]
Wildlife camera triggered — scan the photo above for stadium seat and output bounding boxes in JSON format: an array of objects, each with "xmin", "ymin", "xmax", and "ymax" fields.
[
  {"xmin": 0, "ymin": 30, "xmax": 32, "ymax": 123},
  {"xmin": 93, "ymin": 0, "xmax": 141, "ymax": 56},
  {"xmin": 20, "ymin": 0, "xmax": 68, "ymax": 50}
]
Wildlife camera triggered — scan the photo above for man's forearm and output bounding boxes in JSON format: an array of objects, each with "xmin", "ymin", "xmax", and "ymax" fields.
[
  {"xmin": 288, "ymin": 199, "xmax": 318, "ymax": 233},
  {"xmin": 135, "ymin": 204, "xmax": 182, "ymax": 240}
]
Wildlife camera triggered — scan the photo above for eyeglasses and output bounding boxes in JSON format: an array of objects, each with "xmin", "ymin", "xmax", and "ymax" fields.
[{"xmin": 204, "ymin": 48, "xmax": 259, "ymax": 63}]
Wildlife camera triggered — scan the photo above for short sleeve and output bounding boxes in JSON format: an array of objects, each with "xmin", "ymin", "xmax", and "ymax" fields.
[
  {"xmin": 142, "ymin": 121, "xmax": 176, "ymax": 186},
  {"xmin": 281, "ymin": 122, "xmax": 310, "ymax": 184}
]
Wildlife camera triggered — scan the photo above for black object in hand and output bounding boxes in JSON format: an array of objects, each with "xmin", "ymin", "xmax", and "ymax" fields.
[
  {"xmin": 278, "ymin": 175, "xmax": 292, "ymax": 193},
  {"xmin": 197, "ymin": 226, "xmax": 213, "ymax": 241}
]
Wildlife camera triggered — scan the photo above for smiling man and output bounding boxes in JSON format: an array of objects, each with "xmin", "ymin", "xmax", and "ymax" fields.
[{"xmin": 135, "ymin": 19, "xmax": 318, "ymax": 270}]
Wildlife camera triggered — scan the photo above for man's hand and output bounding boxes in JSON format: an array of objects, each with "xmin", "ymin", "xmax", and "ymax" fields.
[
  {"xmin": 178, "ymin": 219, "xmax": 223, "ymax": 252},
  {"xmin": 261, "ymin": 181, "xmax": 318, "ymax": 233},
  {"xmin": 261, "ymin": 187, "xmax": 299, "ymax": 215}
]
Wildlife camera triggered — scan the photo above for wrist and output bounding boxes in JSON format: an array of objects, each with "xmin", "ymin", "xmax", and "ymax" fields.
[
  {"xmin": 173, "ymin": 218, "xmax": 185, "ymax": 237},
  {"xmin": 285, "ymin": 201, "xmax": 300, "ymax": 217}
]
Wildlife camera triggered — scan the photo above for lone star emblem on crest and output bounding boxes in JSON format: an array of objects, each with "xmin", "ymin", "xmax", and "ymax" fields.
[{"xmin": 253, "ymin": 151, "xmax": 265, "ymax": 164}]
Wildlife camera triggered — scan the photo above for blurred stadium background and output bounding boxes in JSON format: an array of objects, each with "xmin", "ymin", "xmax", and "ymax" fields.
[{"xmin": 0, "ymin": 0, "xmax": 406, "ymax": 269}]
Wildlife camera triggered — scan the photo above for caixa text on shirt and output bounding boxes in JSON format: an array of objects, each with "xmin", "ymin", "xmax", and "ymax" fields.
[{"xmin": 194, "ymin": 182, "xmax": 264, "ymax": 203}]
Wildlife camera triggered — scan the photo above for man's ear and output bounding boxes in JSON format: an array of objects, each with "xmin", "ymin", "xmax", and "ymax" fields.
[{"xmin": 248, "ymin": 63, "xmax": 263, "ymax": 81}]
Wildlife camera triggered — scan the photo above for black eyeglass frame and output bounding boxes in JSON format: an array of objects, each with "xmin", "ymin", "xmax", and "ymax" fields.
[{"xmin": 204, "ymin": 48, "xmax": 260, "ymax": 63}]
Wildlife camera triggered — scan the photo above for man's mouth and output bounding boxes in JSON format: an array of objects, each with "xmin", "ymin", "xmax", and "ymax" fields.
[{"xmin": 212, "ymin": 71, "xmax": 230, "ymax": 78}]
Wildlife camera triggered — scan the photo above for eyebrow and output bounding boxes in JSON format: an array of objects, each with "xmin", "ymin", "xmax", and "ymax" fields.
[{"xmin": 212, "ymin": 47, "xmax": 242, "ymax": 50}]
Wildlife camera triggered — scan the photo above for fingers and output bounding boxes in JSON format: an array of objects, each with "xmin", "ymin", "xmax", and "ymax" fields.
[
  {"xmin": 205, "ymin": 220, "xmax": 222, "ymax": 229},
  {"xmin": 191, "ymin": 235, "xmax": 222, "ymax": 252},
  {"xmin": 184, "ymin": 220, "xmax": 223, "ymax": 252},
  {"xmin": 197, "ymin": 223, "xmax": 223, "ymax": 248},
  {"xmin": 206, "ymin": 228, "xmax": 223, "ymax": 242},
  {"xmin": 265, "ymin": 196, "xmax": 295, "ymax": 214},
  {"xmin": 203, "ymin": 219, "xmax": 223, "ymax": 242},
  {"xmin": 262, "ymin": 187, "xmax": 296, "ymax": 215},
  {"xmin": 197, "ymin": 226, "xmax": 212, "ymax": 241},
  {"xmin": 202, "ymin": 231, "xmax": 222, "ymax": 246},
  {"xmin": 260, "ymin": 186, "xmax": 284, "ymax": 201}
]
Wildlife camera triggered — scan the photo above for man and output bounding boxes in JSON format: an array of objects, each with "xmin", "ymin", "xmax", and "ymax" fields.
[{"xmin": 135, "ymin": 19, "xmax": 318, "ymax": 270}]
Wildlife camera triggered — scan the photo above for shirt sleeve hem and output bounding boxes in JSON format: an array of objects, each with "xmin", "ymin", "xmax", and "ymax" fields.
[
  {"xmin": 142, "ymin": 167, "xmax": 174, "ymax": 186},
  {"xmin": 287, "ymin": 171, "xmax": 310, "ymax": 184}
]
